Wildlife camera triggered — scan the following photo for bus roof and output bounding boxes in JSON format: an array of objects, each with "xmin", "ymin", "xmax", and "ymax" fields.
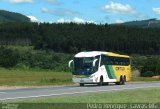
[
  {"xmin": 107, "ymin": 52, "xmax": 129, "ymax": 58},
  {"xmin": 75, "ymin": 51, "xmax": 129, "ymax": 58}
]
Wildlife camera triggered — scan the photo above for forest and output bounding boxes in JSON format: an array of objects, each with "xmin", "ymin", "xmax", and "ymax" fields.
[
  {"xmin": 0, "ymin": 22, "xmax": 160, "ymax": 76},
  {"xmin": 0, "ymin": 22, "xmax": 160, "ymax": 55}
]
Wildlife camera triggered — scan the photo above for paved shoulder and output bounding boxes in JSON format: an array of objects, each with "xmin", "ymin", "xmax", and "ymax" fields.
[{"xmin": 0, "ymin": 82, "xmax": 160, "ymax": 100}]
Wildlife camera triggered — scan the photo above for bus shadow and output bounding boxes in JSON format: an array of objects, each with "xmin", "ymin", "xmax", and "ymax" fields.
[{"xmin": 82, "ymin": 83, "xmax": 116, "ymax": 87}]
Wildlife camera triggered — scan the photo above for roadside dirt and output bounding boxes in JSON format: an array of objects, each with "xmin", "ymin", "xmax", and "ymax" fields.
[
  {"xmin": 0, "ymin": 84, "xmax": 77, "ymax": 90},
  {"xmin": 152, "ymin": 76, "xmax": 160, "ymax": 79}
]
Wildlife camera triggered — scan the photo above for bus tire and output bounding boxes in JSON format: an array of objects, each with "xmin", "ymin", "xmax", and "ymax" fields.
[
  {"xmin": 104, "ymin": 82, "xmax": 109, "ymax": 86},
  {"xmin": 115, "ymin": 82, "xmax": 120, "ymax": 85},
  {"xmin": 124, "ymin": 75, "xmax": 126, "ymax": 82},
  {"xmin": 98, "ymin": 76, "xmax": 103, "ymax": 86},
  {"xmin": 80, "ymin": 83, "xmax": 84, "ymax": 86},
  {"xmin": 116, "ymin": 76, "xmax": 125, "ymax": 85},
  {"xmin": 120, "ymin": 76, "xmax": 125, "ymax": 85}
]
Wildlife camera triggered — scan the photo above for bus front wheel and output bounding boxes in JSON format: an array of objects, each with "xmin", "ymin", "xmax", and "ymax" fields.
[{"xmin": 98, "ymin": 76, "xmax": 103, "ymax": 86}]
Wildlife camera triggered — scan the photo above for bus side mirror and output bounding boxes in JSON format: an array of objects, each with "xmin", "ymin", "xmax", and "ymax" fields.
[
  {"xmin": 93, "ymin": 59, "xmax": 98, "ymax": 67},
  {"xmin": 69, "ymin": 60, "xmax": 73, "ymax": 67}
]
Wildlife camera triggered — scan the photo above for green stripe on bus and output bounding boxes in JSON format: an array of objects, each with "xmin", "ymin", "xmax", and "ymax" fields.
[
  {"xmin": 108, "ymin": 65, "xmax": 116, "ymax": 79},
  {"xmin": 105, "ymin": 65, "xmax": 112, "ymax": 79},
  {"xmin": 105, "ymin": 65, "xmax": 116, "ymax": 79}
]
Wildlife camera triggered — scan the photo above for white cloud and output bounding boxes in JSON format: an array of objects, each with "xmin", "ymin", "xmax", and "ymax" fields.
[
  {"xmin": 42, "ymin": 7, "xmax": 49, "ymax": 13},
  {"xmin": 57, "ymin": 18, "xmax": 70, "ymax": 23},
  {"xmin": 41, "ymin": 7, "xmax": 79, "ymax": 17},
  {"xmin": 10, "ymin": 0, "xmax": 33, "ymax": 4},
  {"xmin": 153, "ymin": 8, "xmax": 160, "ymax": 15},
  {"xmin": 103, "ymin": 2, "xmax": 136, "ymax": 14},
  {"xmin": 73, "ymin": 17, "xmax": 85, "ymax": 23},
  {"xmin": 115, "ymin": 19, "xmax": 124, "ymax": 24},
  {"xmin": 27, "ymin": 15, "xmax": 38, "ymax": 22},
  {"xmin": 56, "ymin": 17, "xmax": 96, "ymax": 24}
]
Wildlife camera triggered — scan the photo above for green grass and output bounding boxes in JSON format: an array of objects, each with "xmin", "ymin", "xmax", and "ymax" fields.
[
  {"xmin": 0, "ymin": 65, "xmax": 159, "ymax": 86},
  {"xmin": 131, "ymin": 77, "xmax": 160, "ymax": 82},
  {"xmin": 0, "ymin": 67, "xmax": 159, "ymax": 86},
  {"xmin": 0, "ymin": 67, "xmax": 73, "ymax": 86},
  {"xmin": 1, "ymin": 88, "xmax": 160, "ymax": 109},
  {"xmin": 13, "ymin": 88, "xmax": 160, "ymax": 103}
]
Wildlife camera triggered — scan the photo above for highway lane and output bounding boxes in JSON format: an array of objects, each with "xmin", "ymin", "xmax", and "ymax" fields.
[{"xmin": 0, "ymin": 82, "xmax": 160, "ymax": 100}]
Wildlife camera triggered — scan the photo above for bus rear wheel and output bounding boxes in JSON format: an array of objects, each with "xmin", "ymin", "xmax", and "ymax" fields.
[
  {"xmin": 120, "ymin": 76, "xmax": 125, "ymax": 85},
  {"xmin": 116, "ymin": 76, "xmax": 125, "ymax": 85},
  {"xmin": 80, "ymin": 83, "xmax": 84, "ymax": 86}
]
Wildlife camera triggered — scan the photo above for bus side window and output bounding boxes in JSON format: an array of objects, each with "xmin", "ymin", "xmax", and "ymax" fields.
[
  {"xmin": 125, "ymin": 58, "xmax": 130, "ymax": 65},
  {"xmin": 120, "ymin": 58, "xmax": 124, "ymax": 65},
  {"xmin": 119, "ymin": 58, "xmax": 123, "ymax": 65},
  {"xmin": 100, "ymin": 55, "xmax": 104, "ymax": 66},
  {"xmin": 110, "ymin": 57, "xmax": 114, "ymax": 65},
  {"xmin": 107, "ymin": 56, "xmax": 112, "ymax": 65},
  {"xmin": 115, "ymin": 57, "xmax": 119, "ymax": 65},
  {"xmin": 105, "ymin": 56, "xmax": 109, "ymax": 65},
  {"xmin": 104, "ymin": 56, "xmax": 111, "ymax": 65},
  {"xmin": 101, "ymin": 55, "xmax": 107, "ymax": 66}
]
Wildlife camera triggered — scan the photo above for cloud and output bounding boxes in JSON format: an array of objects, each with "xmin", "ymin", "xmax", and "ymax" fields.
[
  {"xmin": 41, "ymin": 7, "xmax": 49, "ymax": 13},
  {"xmin": 56, "ymin": 17, "xmax": 96, "ymax": 24},
  {"xmin": 115, "ymin": 19, "xmax": 124, "ymax": 24},
  {"xmin": 46, "ymin": 0, "xmax": 62, "ymax": 5},
  {"xmin": 27, "ymin": 15, "xmax": 38, "ymax": 22},
  {"xmin": 41, "ymin": 7, "xmax": 80, "ymax": 17},
  {"xmin": 101, "ymin": 1, "xmax": 147, "ymax": 19},
  {"xmin": 10, "ymin": 0, "xmax": 33, "ymax": 4},
  {"xmin": 73, "ymin": 17, "xmax": 85, "ymax": 23},
  {"xmin": 102, "ymin": 2, "xmax": 136, "ymax": 14},
  {"xmin": 153, "ymin": 8, "xmax": 160, "ymax": 15},
  {"xmin": 57, "ymin": 18, "xmax": 70, "ymax": 23}
]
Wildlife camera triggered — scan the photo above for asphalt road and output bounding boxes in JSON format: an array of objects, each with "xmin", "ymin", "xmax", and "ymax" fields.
[{"xmin": 0, "ymin": 82, "xmax": 160, "ymax": 100}]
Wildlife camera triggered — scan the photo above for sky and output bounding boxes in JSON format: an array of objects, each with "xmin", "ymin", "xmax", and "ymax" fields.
[{"xmin": 0, "ymin": 0, "xmax": 160, "ymax": 24}]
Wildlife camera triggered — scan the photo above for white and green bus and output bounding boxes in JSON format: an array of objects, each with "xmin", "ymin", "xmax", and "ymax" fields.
[{"xmin": 69, "ymin": 51, "xmax": 131, "ymax": 86}]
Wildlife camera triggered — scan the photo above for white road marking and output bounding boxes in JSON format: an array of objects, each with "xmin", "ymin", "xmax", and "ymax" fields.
[
  {"xmin": 0, "ymin": 92, "xmax": 6, "ymax": 94},
  {"xmin": 0, "ymin": 85, "xmax": 159, "ymax": 101}
]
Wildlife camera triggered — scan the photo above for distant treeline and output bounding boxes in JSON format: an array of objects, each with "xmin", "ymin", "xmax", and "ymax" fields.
[{"xmin": 0, "ymin": 22, "xmax": 160, "ymax": 54}]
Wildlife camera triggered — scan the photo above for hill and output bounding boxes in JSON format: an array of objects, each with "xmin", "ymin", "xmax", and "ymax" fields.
[
  {"xmin": 0, "ymin": 10, "xmax": 30, "ymax": 22},
  {"xmin": 116, "ymin": 18, "xmax": 160, "ymax": 28}
]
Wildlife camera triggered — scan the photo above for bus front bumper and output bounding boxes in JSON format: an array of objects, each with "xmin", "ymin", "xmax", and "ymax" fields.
[{"xmin": 72, "ymin": 77, "xmax": 95, "ymax": 83}]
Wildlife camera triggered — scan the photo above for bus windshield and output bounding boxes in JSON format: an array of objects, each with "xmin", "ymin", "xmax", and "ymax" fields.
[{"xmin": 73, "ymin": 57, "xmax": 94, "ymax": 75}]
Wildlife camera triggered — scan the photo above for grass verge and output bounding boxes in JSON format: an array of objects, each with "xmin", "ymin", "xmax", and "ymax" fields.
[
  {"xmin": 0, "ymin": 67, "xmax": 72, "ymax": 86},
  {"xmin": 1, "ymin": 88, "xmax": 159, "ymax": 109},
  {"xmin": 131, "ymin": 77, "xmax": 160, "ymax": 82},
  {"xmin": 0, "ymin": 67, "xmax": 159, "ymax": 86},
  {"xmin": 10, "ymin": 88, "xmax": 160, "ymax": 103}
]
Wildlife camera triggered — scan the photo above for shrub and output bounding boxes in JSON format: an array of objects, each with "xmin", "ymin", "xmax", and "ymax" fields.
[
  {"xmin": 15, "ymin": 48, "xmax": 73, "ymax": 71},
  {"xmin": 140, "ymin": 57, "xmax": 160, "ymax": 77},
  {"xmin": 0, "ymin": 47, "xmax": 19, "ymax": 68},
  {"xmin": 141, "ymin": 71, "xmax": 155, "ymax": 77},
  {"xmin": 0, "ymin": 46, "xmax": 73, "ymax": 71},
  {"xmin": 155, "ymin": 62, "xmax": 160, "ymax": 75}
]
